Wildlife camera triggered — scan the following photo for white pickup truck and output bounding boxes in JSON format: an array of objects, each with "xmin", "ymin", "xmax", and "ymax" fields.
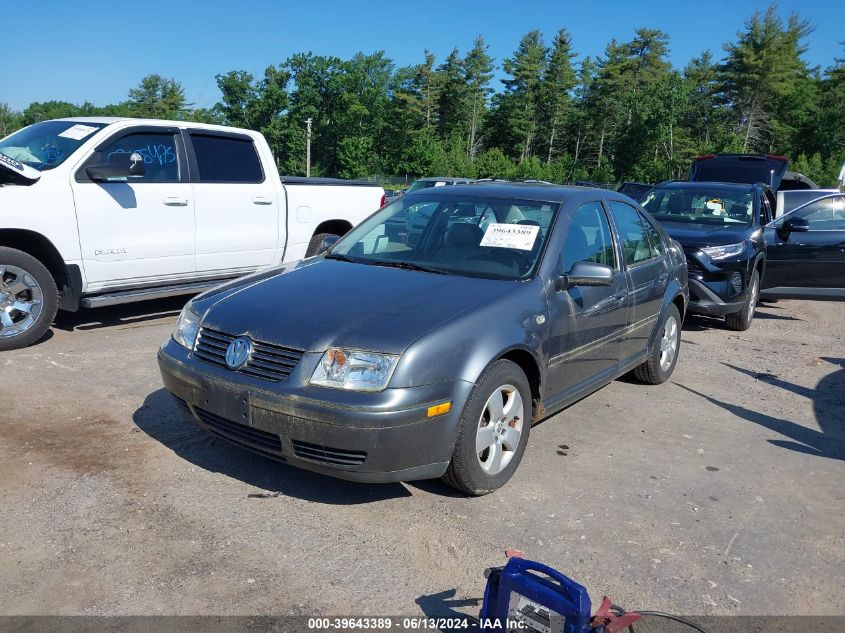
[{"xmin": 0, "ymin": 117, "xmax": 385, "ymax": 350}]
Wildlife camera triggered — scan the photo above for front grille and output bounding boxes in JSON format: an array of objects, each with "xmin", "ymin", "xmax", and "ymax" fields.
[
  {"xmin": 685, "ymin": 254, "xmax": 705, "ymax": 278},
  {"xmin": 291, "ymin": 440, "xmax": 367, "ymax": 466},
  {"xmin": 194, "ymin": 327, "xmax": 304, "ymax": 382},
  {"xmin": 195, "ymin": 407, "xmax": 284, "ymax": 457}
]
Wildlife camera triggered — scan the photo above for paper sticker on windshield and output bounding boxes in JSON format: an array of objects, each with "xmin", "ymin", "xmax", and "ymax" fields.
[
  {"xmin": 480, "ymin": 223, "xmax": 540, "ymax": 250},
  {"xmin": 58, "ymin": 124, "xmax": 99, "ymax": 141}
]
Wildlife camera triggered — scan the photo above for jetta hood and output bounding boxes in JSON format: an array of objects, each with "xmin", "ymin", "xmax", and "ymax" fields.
[
  {"xmin": 660, "ymin": 222, "xmax": 756, "ymax": 249},
  {"xmin": 196, "ymin": 258, "xmax": 513, "ymax": 354}
]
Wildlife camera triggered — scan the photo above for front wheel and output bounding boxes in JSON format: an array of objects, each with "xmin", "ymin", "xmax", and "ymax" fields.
[
  {"xmin": 441, "ymin": 360, "xmax": 533, "ymax": 496},
  {"xmin": 725, "ymin": 270, "xmax": 759, "ymax": 332},
  {"xmin": 633, "ymin": 303, "xmax": 682, "ymax": 385},
  {"xmin": 0, "ymin": 247, "xmax": 58, "ymax": 351}
]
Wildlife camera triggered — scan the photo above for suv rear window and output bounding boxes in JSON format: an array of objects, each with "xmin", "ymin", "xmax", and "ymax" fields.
[{"xmin": 190, "ymin": 134, "xmax": 263, "ymax": 183}]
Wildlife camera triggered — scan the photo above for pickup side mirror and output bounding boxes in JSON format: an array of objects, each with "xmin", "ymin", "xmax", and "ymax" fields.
[
  {"xmin": 318, "ymin": 235, "xmax": 341, "ymax": 255},
  {"xmin": 777, "ymin": 216, "xmax": 810, "ymax": 240},
  {"xmin": 85, "ymin": 152, "xmax": 146, "ymax": 181},
  {"xmin": 554, "ymin": 261, "xmax": 614, "ymax": 291}
]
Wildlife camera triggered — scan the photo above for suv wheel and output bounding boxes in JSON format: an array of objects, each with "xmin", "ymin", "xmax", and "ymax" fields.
[
  {"xmin": 0, "ymin": 248, "xmax": 58, "ymax": 351},
  {"xmin": 633, "ymin": 303, "xmax": 682, "ymax": 385},
  {"xmin": 725, "ymin": 270, "xmax": 759, "ymax": 332},
  {"xmin": 442, "ymin": 360, "xmax": 532, "ymax": 496}
]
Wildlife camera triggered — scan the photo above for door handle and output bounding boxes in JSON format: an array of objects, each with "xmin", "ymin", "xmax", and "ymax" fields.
[
  {"xmin": 163, "ymin": 196, "xmax": 189, "ymax": 206},
  {"xmin": 252, "ymin": 196, "xmax": 274, "ymax": 205}
]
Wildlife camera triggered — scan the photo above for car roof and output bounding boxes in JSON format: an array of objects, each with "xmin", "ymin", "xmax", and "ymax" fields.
[
  {"xmin": 51, "ymin": 116, "xmax": 256, "ymax": 135},
  {"xmin": 415, "ymin": 176, "xmax": 475, "ymax": 182},
  {"xmin": 404, "ymin": 181, "xmax": 629, "ymax": 204}
]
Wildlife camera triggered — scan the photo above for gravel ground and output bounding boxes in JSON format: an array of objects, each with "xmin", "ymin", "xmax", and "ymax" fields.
[{"xmin": 0, "ymin": 297, "xmax": 843, "ymax": 618}]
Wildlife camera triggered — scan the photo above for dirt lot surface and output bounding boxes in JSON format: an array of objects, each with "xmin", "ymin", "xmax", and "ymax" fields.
[{"xmin": 1, "ymin": 298, "xmax": 843, "ymax": 618}]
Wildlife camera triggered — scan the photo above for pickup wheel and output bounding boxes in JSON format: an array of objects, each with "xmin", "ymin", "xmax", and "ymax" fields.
[
  {"xmin": 725, "ymin": 270, "xmax": 759, "ymax": 332},
  {"xmin": 442, "ymin": 360, "xmax": 532, "ymax": 496},
  {"xmin": 0, "ymin": 248, "xmax": 58, "ymax": 351},
  {"xmin": 306, "ymin": 232, "xmax": 338, "ymax": 257},
  {"xmin": 633, "ymin": 303, "xmax": 682, "ymax": 385}
]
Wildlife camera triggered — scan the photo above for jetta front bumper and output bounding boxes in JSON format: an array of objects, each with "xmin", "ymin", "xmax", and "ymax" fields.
[{"xmin": 157, "ymin": 339, "xmax": 473, "ymax": 483}]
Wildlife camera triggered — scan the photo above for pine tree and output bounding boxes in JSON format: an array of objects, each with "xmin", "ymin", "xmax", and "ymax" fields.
[
  {"xmin": 463, "ymin": 36, "xmax": 495, "ymax": 160},
  {"xmin": 501, "ymin": 30, "xmax": 548, "ymax": 161},
  {"xmin": 539, "ymin": 29, "xmax": 577, "ymax": 164}
]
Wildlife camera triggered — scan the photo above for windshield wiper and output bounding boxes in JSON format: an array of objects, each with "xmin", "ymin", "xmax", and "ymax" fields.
[
  {"xmin": 367, "ymin": 260, "xmax": 454, "ymax": 275},
  {"xmin": 324, "ymin": 252, "xmax": 361, "ymax": 264}
]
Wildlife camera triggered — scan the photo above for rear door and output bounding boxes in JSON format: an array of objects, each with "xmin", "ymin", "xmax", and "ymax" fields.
[
  {"xmin": 187, "ymin": 130, "xmax": 280, "ymax": 274},
  {"xmin": 71, "ymin": 126, "xmax": 195, "ymax": 285},
  {"xmin": 690, "ymin": 155, "xmax": 788, "ymax": 190},
  {"xmin": 764, "ymin": 195, "xmax": 845, "ymax": 296}
]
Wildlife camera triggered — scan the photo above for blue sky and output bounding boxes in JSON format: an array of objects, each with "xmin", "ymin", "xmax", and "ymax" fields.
[{"xmin": 2, "ymin": 0, "xmax": 842, "ymax": 111}]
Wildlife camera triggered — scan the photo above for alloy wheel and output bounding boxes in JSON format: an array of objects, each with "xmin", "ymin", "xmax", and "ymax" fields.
[
  {"xmin": 476, "ymin": 384, "xmax": 524, "ymax": 475},
  {"xmin": 0, "ymin": 265, "xmax": 44, "ymax": 338},
  {"xmin": 659, "ymin": 314, "xmax": 679, "ymax": 372}
]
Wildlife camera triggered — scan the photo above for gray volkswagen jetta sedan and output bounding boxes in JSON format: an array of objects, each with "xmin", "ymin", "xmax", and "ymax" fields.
[{"xmin": 158, "ymin": 183, "xmax": 688, "ymax": 495}]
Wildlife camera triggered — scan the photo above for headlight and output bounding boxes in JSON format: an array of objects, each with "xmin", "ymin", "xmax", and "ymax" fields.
[
  {"xmin": 310, "ymin": 348, "xmax": 399, "ymax": 392},
  {"xmin": 701, "ymin": 241, "xmax": 745, "ymax": 260},
  {"xmin": 172, "ymin": 305, "xmax": 201, "ymax": 350}
]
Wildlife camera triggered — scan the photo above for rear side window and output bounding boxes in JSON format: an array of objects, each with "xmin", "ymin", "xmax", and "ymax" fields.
[
  {"xmin": 609, "ymin": 201, "xmax": 659, "ymax": 266},
  {"xmin": 190, "ymin": 134, "xmax": 263, "ymax": 183},
  {"xmin": 562, "ymin": 202, "xmax": 618, "ymax": 272},
  {"xmin": 93, "ymin": 132, "xmax": 180, "ymax": 182}
]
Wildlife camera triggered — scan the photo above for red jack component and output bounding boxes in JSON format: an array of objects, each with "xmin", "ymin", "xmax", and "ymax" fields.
[{"xmin": 590, "ymin": 596, "xmax": 641, "ymax": 633}]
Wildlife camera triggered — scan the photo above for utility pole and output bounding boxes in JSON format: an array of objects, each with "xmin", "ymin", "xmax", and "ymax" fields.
[{"xmin": 305, "ymin": 118, "xmax": 313, "ymax": 178}]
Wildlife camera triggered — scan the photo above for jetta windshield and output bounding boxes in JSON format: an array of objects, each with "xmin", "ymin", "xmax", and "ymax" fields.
[
  {"xmin": 0, "ymin": 121, "xmax": 107, "ymax": 171},
  {"xmin": 328, "ymin": 194, "xmax": 559, "ymax": 280},
  {"xmin": 642, "ymin": 186, "xmax": 754, "ymax": 227}
]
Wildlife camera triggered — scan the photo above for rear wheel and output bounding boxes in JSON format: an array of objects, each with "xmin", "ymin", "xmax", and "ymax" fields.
[
  {"xmin": 0, "ymin": 248, "xmax": 58, "ymax": 351},
  {"xmin": 725, "ymin": 270, "xmax": 759, "ymax": 331},
  {"xmin": 442, "ymin": 360, "xmax": 532, "ymax": 496},
  {"xmin": 633, "ymin": 303, "xmax": 682, "ymax": 385}
]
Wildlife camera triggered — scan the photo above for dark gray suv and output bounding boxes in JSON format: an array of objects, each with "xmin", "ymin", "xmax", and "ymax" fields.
[{"xmin": 158, "ymin": 184, "xmax": 688, "ymax": 495}]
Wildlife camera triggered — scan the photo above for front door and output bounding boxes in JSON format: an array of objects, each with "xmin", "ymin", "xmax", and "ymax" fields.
[
  {"xmin": 71, "ymin": 127, "xmax": 195, "ymax": 286},
  {"xmin": 546, "ymin": 201, "xmax": 630, "ymax": 399},
  {"xmin": 187, "ymin": 131, "xmax": 280, "ymax": 274},
  {"xmin": 764, "ymin": 195, "xmax": 845, "ymax": 296}
]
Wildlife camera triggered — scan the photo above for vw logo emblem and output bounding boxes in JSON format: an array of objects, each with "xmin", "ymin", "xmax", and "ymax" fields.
[{"xmin": 225, "ymin": 337, "xmax": 252, "ymax": 370}]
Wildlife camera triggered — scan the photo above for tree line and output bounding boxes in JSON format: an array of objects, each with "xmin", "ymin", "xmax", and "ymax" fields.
[{"xmin": 2, "ymin": 4, "xmax": 843, "ymax": 186}]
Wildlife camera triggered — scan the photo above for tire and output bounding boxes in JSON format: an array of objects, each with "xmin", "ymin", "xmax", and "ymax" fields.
[
  {"xmin": 441, "ymin": 360, "xmax": 533, "ymax": 496},
  {"xmin": 633, "ymin": 303, "xmax": 682, "ymax": 385},
  {"xmin": 725, "ymin": 270, "xmax": 759, "ymax": 332},
  {"xmin": 305, "ymin": 232, "xmax": 338, "ymax": 257},
  {"xmin": 0, "ymin": 247, "xmax": 58, "ymax": 351}
]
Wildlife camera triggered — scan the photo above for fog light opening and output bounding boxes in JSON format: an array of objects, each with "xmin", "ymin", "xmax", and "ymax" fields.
[{"xmin": 730, "ymin": 272, "xmax": 743, "ymax": 296}]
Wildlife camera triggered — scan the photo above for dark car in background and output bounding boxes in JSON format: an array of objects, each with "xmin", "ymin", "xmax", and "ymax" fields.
[
  {"xmin": 642, "ymin": 180, "xmax": 773, "ymax": 330},
  {"xmin": 158, "ymin": 184, "xmax": 688, "ymax": 495},
  {"xmin": 617, "ymin": 182, "xmax": 653, "ymax": 202},
  {"xmin": 762, "ymin": 192, "xmax": 845, "ymax": 300}
]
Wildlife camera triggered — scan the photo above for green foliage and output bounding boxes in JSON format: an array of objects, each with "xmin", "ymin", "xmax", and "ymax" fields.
[{"xmin": 5, "ymin": 4, "xmax": 842, "ymax": 185}]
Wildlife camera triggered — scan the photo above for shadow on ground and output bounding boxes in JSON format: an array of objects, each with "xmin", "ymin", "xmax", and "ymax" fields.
[
  {"xmin": 416, "ymin": 588, "xmax": 480, "ymax": 624},
  {"xmin": 675, "ymin": 357, "xmax": 845, "ymax": 460},
  {"xmin": 133, "ymin": 388, "xmax": 413, "ymax": 505},
  {"xmin": 53, "ymin": 296, "xmax": 189, "ymax": 332}
]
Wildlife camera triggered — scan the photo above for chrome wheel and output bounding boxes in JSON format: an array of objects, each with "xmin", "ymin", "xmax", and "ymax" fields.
[
  {"xmin": 476, "ymin": 384, "xmax": 524, "ymax": 475},
  {"xmin": 659, "ymin": 314, "xmax": 679, "ymax": 372},
  {"xmin": 0, "ymin": 265, "xmax": 44, "ymax": 338},
  {"xmin": 747, "ymin": 276, "xmax": 759, "ymax": 323}
]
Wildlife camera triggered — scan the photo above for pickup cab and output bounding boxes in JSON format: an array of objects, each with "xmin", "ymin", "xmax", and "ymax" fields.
[{"xmin": 0, "ymin": 117, "xmax": 384, "ymax": 350}]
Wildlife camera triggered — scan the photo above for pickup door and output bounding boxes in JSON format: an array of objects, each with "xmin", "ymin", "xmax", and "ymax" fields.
[
  {"xmin": 187, "ymin": 130, "xmax": 280, "ymax": 273},
  {"xmin": 71, "ymin": 126, "xmax": 196, "ymax": 286}
]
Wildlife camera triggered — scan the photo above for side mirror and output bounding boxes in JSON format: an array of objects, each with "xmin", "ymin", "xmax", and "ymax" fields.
[
  {"xmin": 318, "ymin": 235, "xmax": 340, "ymax": 255},
  {"xmin": 554, "ymin": 261, "xmax": 614, "ymax": 291},
  {"xmin": 86, "ymin": 152, "xmax": 146, "ymax": 181},
  {"xmin": 777, "ymin": 216, "xmax": 810, "ymax": 240}
]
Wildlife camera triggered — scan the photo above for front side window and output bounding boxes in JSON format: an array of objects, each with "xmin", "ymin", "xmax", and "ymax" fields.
[
  {"xmin": 0, "ymin": 120, "xmax": 107, "ymax": 171},
  {"xmin": 561, "ymin": 201, "xmax": 617, "ymax": 272},
  {"xmin": 638, "ymin": 211, "xmax": 666, "ymax": 256},
  {"xmin": 190, "ymin": 134, "xmax": 263, "ymax": 183},
  {"xmin": 782, "ymin": 196, "xmax": 845, "ymax": 230},
  {"xmin": 330, "ymin": 194, "xmax": 559, "ymax": 280},
  {"xmin": 642, "ymin": 186, "xmax": 755, "ymax": 227},
  {"xmin": 609, "ymin": 201, "xmax": 657, "ymax": 266},
  {"xmin": 93, "ymin": 132, "xmax": 181, "ymax": 182}
]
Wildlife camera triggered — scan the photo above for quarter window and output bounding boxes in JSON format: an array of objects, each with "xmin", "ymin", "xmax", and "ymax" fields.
[
  {"xmin": 93, "ymin": 132, "xmax": 180, "ymax": 182},
  {"xmin": 609, "ymin": 201, "xmax": 658, "ymax": 266},
  {"xmin": 190, "ymin": 134, "xmax": 263, "ymax": 183},
  {"xmin": 562, "ymin": 202, "xmax": 618, "ymax": 272}
]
